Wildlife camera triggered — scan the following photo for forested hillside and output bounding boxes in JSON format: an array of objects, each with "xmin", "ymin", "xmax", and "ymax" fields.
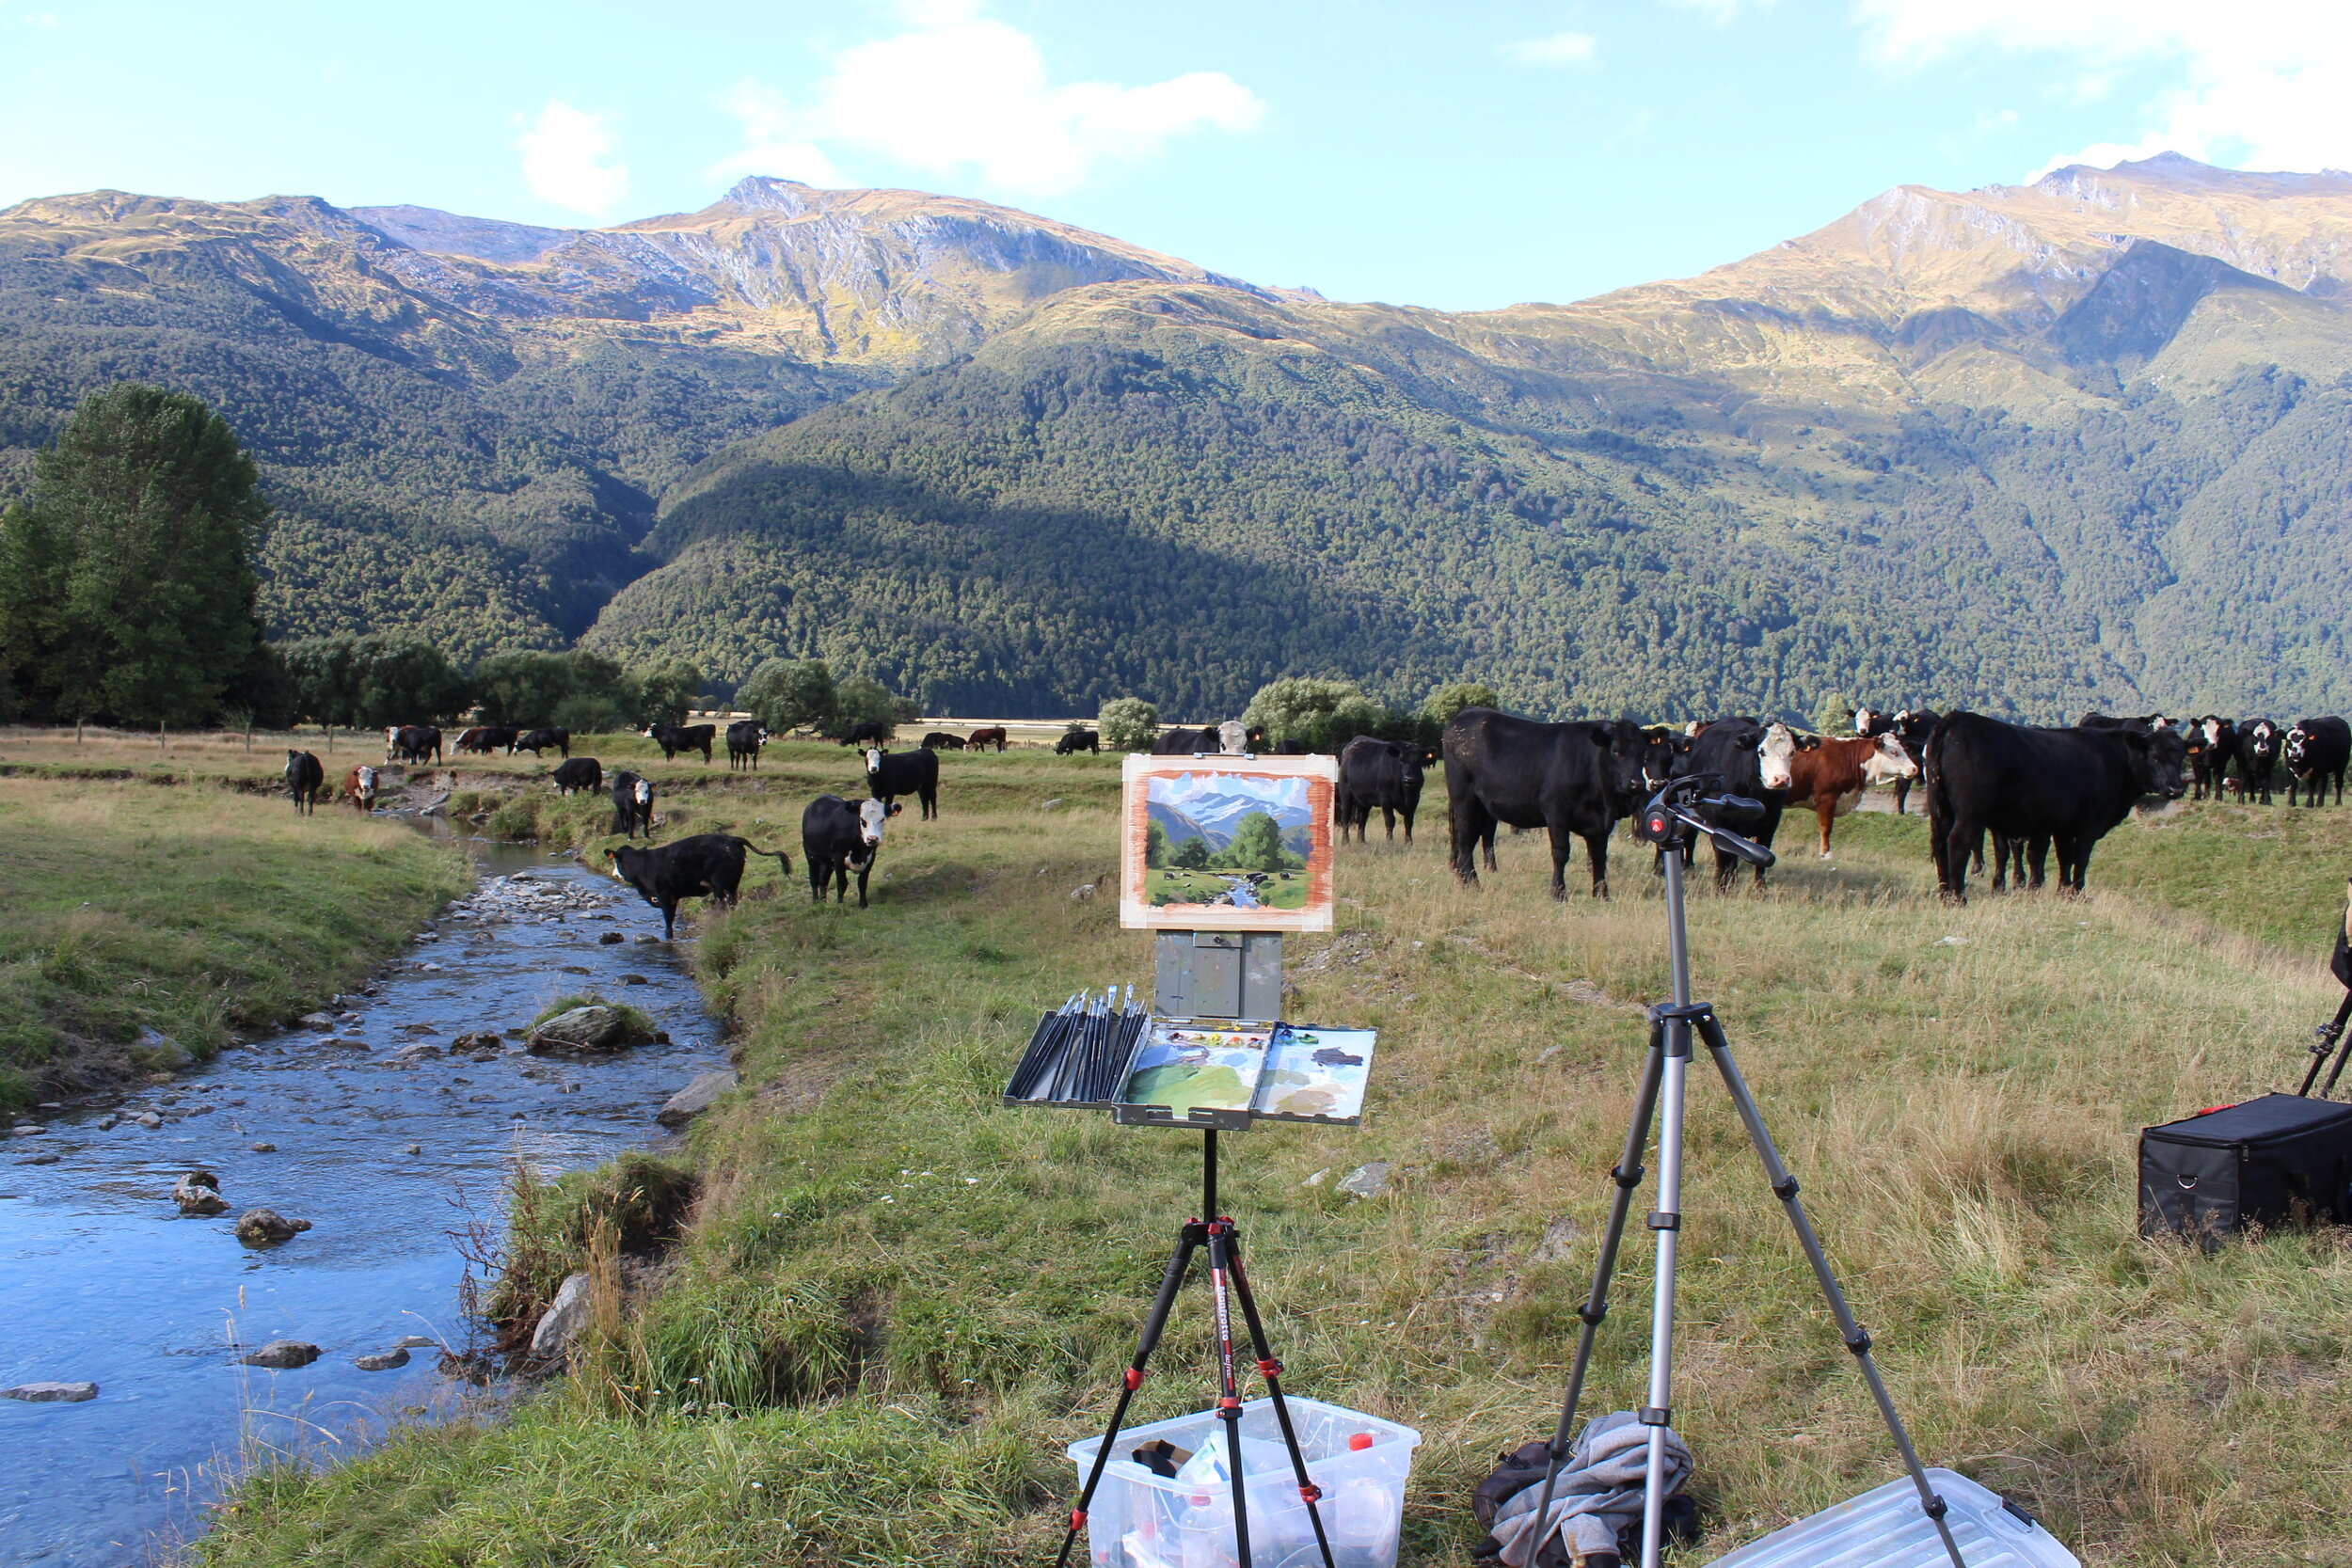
[{"xmin": 4, "ymin": 157, "xmax": 2350, "ymax": 716}]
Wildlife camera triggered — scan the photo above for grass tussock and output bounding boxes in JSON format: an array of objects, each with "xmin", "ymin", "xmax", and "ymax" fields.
[
  {"xmin": 192, "ymin": 766, "xmax": 2352, "ymax": 1566},
  {"xmin": 0, "ymin": 775, "xmax": 467, "ymax": 1107}
]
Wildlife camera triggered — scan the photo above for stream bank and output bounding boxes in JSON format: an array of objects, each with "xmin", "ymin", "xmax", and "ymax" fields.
[{"xmin": 0, "ymin": 839, "xmax": 731, "ymax": 1568}]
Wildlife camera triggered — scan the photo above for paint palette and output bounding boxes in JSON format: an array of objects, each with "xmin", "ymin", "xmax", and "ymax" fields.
[{"xmin": 1110, "ymin": 1018, "xmax": 1377, "ymax": 1131}]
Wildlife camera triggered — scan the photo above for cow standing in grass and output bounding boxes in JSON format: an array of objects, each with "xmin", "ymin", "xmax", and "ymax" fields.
[
  {"xmin": 726, "ymin": 721, "xmax": 766, "ymax": 770},
  {"xmin": 1443, "ymin": 707, "xmax": 1649, "ymax": 898},
  {"xmin": 2237, "ymin": 719, "xmax": 2281, "ymax": 803},
  {"xmin": 516, "ymin": 727, "xmax": 570, "ymax": 758},
  {"xmin": 1923, "ymin": 712, "xmax": 2185, "ymax": 900},
  {"xmin": 803, "ymin": 795, "xmax": 898, "ymax": 907},
  {"xmin": 611, "ymin": 770, "xmax": 656, "ymax": 838},
  {"xmin": 2287, "ymin": 718, "xmax": 2352, "ymax": 807},
  {"xmin": 605, "ymin": 834, "xmax": 792, "ymax": 939},
  {"xmin": 285, "ymin": 751, "xmax": 325, "ymax": 815},
  {"xmin": 551, "ymin": 757, "xmax": 602, "ymax": 796},
  {"xmin": 866, "ymin": 748, "xmax": 939, "ymax": 819},
  {"xmin": 646, "ymin": 722, "xmax": 716, "ymax": 763},
  {"xmin": 1758, "ymin": 724, "xmax": 1918, "ymax": 858},
  {"xmin": 343, "ymin": 765, "xmax": 378, "ymax": 813},
  {"xmin": 967, "ymin": 726, "xmax": 1008, "ymax": 752}
]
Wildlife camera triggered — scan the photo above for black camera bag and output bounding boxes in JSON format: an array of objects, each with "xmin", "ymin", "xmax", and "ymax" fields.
[{"xmin": 2139, "ymin": 1093, "xmax": 2352, "ymax": 1245}]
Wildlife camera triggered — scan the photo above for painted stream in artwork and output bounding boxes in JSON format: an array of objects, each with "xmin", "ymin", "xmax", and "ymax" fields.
[{"xmin": 0, "ymin": 837, "xmax": 730, "ymax": 1567}]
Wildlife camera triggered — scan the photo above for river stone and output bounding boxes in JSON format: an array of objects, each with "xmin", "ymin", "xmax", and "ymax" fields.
[
  {"xmin": 393, "ymin": 1335, "xmax": 437, "ymax": 1349},
  {"xmin": 15, "ymin": 1153, "xmax": 60, "ymax": 1165},
  {"xmin": 174, "ymin": 1171, "xmax": 229, "ymax": 1216},
  {"xmin": 249, "ymin": 1143, "xmax": 277, "ymax": 1153},
  {"xmin": 620, "ymin": 974, "xmax": 648, "ymax": 986},
  {"xmin": 530, "ymin": 1273, "xmax": 594, "ymax": 1360},
  {"xmin": 598, "ymin": 930, "xmax": 625, "ymax": 944},
  {"xmin": 1336, "ymin": 1161, "xmax": 1391, "ymax": 1199},
  {"xmin": 452, "ymin": 1032, "xmax": 501, "ymax": 1052},
  {"xmin": 295, "ymin": 1013, "xmax": 334, "ymax": 1032},
  {"xmin": 234, "ymin": 1209, "xmax": 311, "ymax": 1244},
  {"xmin": 4, "ymin": 1381, "xmax": 97, "ymax": 1402},
  {"xmin": 240, "ymin": 1340, "xmax": 320, "ymax": 1370},
  {"xmin": 353, "ymin": 1348, "xmax": 410, "ymax": 1371},
  {"xmin": 135, "ymin": 1112, "xmax": 162, "ymax": 1130},
  {"xmin": 94, "ymin": 1113, "xmax": 119, "ymax": 1131},
  {"xmin": 657, "ymin": 1070, "xmax": 738, "ymax": 1128},
  {"xmin": 402, "ymin": 1143, "xmax": 423, "ymax": 1155},
  {"xmin": 531, "ymin": 1006, "xmax": 631, "ymax": 1053}
]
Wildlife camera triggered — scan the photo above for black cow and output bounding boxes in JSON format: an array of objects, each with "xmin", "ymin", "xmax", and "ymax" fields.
[
  {"xmin": 1673, "ymin": 717, "xmax": 1785, "ymax": 889},
  {"xmin": 551, "ymin": 757, "xmax": 603, "ymax": 796},
  {"xmin": 803, "ymin": 794, "xmax": 899, "ymax": 907},
  {"xmin": 727, "ymin": 721, "xmax": 766, "ymax": 771},
  {"xmin": 2286, "ymin": 718, "xmax": 2351, "ymax": 807},
  {"xmin": 455, "ymin": 725, "xmax": 518, "ymax": 755},
  {"xmin": 516, "ymin": 727, "xmax": 571, "ymax": 758},
  {"xmin": 605, "ymin": 833, "xmax": 792, "ymax": 940},
  {"xmin": 838, "ymin": 721, "xmax": 894, "ymax": 747},
  {"xmin": 2078, "ymin": 711, "xmax": 2174, "ymax": 735},
  {"xmin": 610, "ymin": 770, "xmax": 656, "ymax": 838},
  {"xmin": 1055, "ymin": 728, "xmax": 1099, "ymax": 755},
  {"xmin": 646, "ymin": 722, "xmax": 716, "ymax": 763},
  {"xmin": 866, "ymin": 745, "xmax": 940, "ymax": 819},
  {"xmin": 921, "ymin": 731, "xmax": 967, "ymax": 751},
  {"xmin": 1152, "ymin": 727, "xmax": 1218, "ymax": 754},
  {"xmin": 1337, "ymin": 736, "xmax": 1424, "ymax": 845},
  {"xmin": 1924, "ymin": 712, "xmax": 2185, "ymax": 900},
  {"xmin": 284, "ymin": 750, "xmax": 325, "ymax": 815},
  {"xmin": 2237, "ymin": 719, "xmax": 2281, "ymax": 803},
  {"xmin": 385, "ymin": 724, "xmax": 442, "ymax": 764},
  {"xmin": 1444, "ymin": 707, "xmax": 1648, "ymax": 898},
  {"xmin": 2185, "ymin": 715, "xmax": 2238, "ymax": 802}
]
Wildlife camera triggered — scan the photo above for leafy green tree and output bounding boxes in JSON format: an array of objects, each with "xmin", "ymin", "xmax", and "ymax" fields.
[
  {"xmin": 281, "ymin": 633, "xmax": 470, "ymax": 726},
  {"xmin": 738, "ymin": 657, "xmax": 836, "ymax": 735},
  {"xmin": 1171, "ymin": 835, "xmax": 1212, "ymax": 871},
  {"xmin": 1813, "ymin": 690, "xmax": 1856, "ymax": 736},
  {"xmin": 1226, "ymin": 811, "xmax": 1288, "ymax": 873},
  {"xmin": 1099, "ymin": 697, "xmax": 1159, "ymax": 752},
  {"xmin": 633, "ymin": 658, "xmax": 704, "ymax": 727},
  {"xmin": 1243, "ymin": 678, "xmax": 1362, "ymax": 749},
  {"xmin": 0, "ymin": 384, "xmax": 269, "ymax": 727},
  {"xmin": 823, "ymin": 673, "xmax": 915, "ymax": 738},
  {"xmin": 1145, "ymin": 819, "xmax": 1168, "ymax": 869},
  {"xmin": 1422, "ymin": 681, "xmax": 1501, "ymax": 727},
  {"xmin": 472, "ymin": 649, "xmax": 630, "ymax": 728}
]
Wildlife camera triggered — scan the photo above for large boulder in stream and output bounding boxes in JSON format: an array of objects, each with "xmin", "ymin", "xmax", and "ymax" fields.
[
  {"xmin": 528, "ymin": 1004, "xmax": 652, "ymax": 1053},
  {"xmin": 657, "ymin": 1071, "xmax": 738, "ymax": 1128},
  {"xmin": 234, "ymin": 1209, "xmax": 311, "ymax": 1245},
  {"xmin": 173, "ymin": 1171, "xmax": 229, "ymax": 1216},
  {"xmin": 239, "ymin": 1340, "xmax": 320, "ymax": 1370}
]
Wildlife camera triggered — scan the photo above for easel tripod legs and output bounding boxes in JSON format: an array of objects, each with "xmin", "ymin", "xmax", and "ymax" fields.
[{"xmin": 1055, "ymin": 1132, "xmax": 1336, "ymax": 1568}]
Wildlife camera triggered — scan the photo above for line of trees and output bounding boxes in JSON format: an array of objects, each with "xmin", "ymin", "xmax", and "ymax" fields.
[{"xmin": 1095, "ymin": 678, "xmax": 1502, "ymax": 754}]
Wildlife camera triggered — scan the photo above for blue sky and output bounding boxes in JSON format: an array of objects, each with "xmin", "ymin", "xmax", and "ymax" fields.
[{"xmin": 0, "ymin": 0, "xmax": 2340, "ymax": 310}]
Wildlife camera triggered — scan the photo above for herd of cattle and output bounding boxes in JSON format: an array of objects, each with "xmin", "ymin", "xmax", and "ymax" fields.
[{"xmin": 271, "ymin": 704, "xmax": 2352, "ymax": 934}]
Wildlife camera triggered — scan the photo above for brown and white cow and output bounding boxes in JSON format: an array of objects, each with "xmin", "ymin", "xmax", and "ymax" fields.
[
  {"xmin": 1758, "ymin": 723, "xmax": 1918, "ymax": 857},
  {"xmin": 343, "ymin": 765, "xmax": 380, "ymax": 813}
]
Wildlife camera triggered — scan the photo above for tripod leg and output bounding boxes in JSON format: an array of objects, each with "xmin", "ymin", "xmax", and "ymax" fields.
[
  {"xmin": 1056, "ymin": 1222, "xmax": 1205, "ymax": 1568},
  {"xmin": 1225, "ymin": 1239, "xmax": 1337, "ymax": 1568},
  {"xmin": 1205, "ymin": 1221, "xmax": 1255, "ymax": 1568},
  {"xmin": 1694, "ymin": 1012, "xmax": 1969, "ymax": 1568},
  {"xmin": 1636, "ymin": 1016, "xmax": 1693, "ymax": 1568},
  {"xmin": 1519, "ymin": 1019, "xmax": 1669, "ymax": 1566}
]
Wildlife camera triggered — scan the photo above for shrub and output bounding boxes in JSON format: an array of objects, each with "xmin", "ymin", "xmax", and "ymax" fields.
[{"xmin": 1097, "ymin": 697, "xmax": 1158, "ymax": 752}]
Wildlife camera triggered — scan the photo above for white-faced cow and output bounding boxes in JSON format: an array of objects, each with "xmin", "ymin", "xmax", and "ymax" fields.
[
  {"xmin": 605, "ymin": 833, "xmax": 792, "ymax": 939},
  {"xmin": 1443, "ymin": 707, "xmax": 1650, "ymax": 899},
  {"xmin": 2286, "ymin": 718, "xmax": 2352, "ymax": 807},
  {"xmin": 803, "ymin": 794, "xmax": 899, "ymax": 907},
  {"xmin": 2236, "ymin": 719, "xmax": 2281, "ymax": 803},
  {"xmin": 342, "ymin": 765, "xmax": 379, "ymax": 813},
  {"xmin": 2185, "ymin": 716, "xmax": 2238, "ymax": 802},
  {"xmin": 1672, "ymin": 717, "xmax": 1783, "ymax": 889},
  {"xmin": 866, "ymin": 747, "xmax": 939, "ymax": 819},
  {"xmin": 285, "ymin": 751, "xmax": 325, "ymax": 815},
  {"xmin": 610, "ymin": 770, "xmax": 656, "ymax": 838},
  {"xmin": 726, "ymin": 721, "xmax": 766, "ymax": 771},
  {"xmin": 1758, "ymin": 723, "xmax": 1917, "ymax": 857}
]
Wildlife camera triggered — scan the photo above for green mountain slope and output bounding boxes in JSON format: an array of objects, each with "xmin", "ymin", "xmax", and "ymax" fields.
[{"xmin": 5, "ymin": 157, "xmax": 2351, "ymax": 715}]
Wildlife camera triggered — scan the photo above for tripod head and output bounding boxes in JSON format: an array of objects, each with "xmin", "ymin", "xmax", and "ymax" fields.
[{"xmin": 1630, "ymin": 773, "xmax": 1777, "ymax": 868}]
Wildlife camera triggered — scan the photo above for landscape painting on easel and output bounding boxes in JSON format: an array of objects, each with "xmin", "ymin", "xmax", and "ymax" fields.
[{"xmin": 1119, "ymin": 754, "xmax": 1339, "ymax": 932}]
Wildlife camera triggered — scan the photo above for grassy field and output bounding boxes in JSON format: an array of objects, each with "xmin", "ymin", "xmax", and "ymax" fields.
[
  {"xmin": 171, "ymin": 755, "xmax": 2352, "ymax": 1566},
  {"xmin": 0, "ymin": 775, "xmax": 469, "ymax": 1108}
]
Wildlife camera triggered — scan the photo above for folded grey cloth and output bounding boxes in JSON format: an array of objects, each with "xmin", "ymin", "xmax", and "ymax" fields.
[{"xmin": 1488, "ymin": 1411, "xmax": 1692, "ymax": 1566}]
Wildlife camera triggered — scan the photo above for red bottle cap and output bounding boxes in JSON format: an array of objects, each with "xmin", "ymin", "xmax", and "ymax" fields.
[{"xmin": 1348, "ymin": 1433, "xmax": 1375, "ymax": 1450}]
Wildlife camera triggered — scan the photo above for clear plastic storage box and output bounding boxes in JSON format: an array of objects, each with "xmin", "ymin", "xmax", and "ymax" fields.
[
  {"xmin": 1705, "ymin": 1467, "xmax": 2079, "ymax": 1568},
  {"xmin": 1066, "ymin": 1396, "xmax": 1422, "ymax": 1568}
]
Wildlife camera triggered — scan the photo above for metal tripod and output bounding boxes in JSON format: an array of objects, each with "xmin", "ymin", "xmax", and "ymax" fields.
[
  {"xmin": 1518, "ymin": 778, "xmax": 1968, "ymax": 1568},
  {"xmin": 1056, "ymin": 1129, "xmax": 1338, "ymax": 1568}
]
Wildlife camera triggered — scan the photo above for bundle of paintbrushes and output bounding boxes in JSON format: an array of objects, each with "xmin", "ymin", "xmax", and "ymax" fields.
[{"xmin": 1003, "ymin": 986, "xmax": 1149, "ymax": 1108}]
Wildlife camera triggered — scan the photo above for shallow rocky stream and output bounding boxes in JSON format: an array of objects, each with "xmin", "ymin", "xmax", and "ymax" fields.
[{"xmin": 0, "ymin": 839, "xmax": 732, "ymax": 1566}]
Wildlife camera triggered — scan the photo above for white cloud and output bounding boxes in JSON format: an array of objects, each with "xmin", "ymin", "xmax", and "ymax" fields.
[
  {"xmin": 1853, "ymin": 0, "xmax": 2352, "ymax": 178},
  {"xmin": 517, "ymin": 102, "xmax": 628, "ymax": 218},
  {"xmin": 708, "ymin": 6, "xmax": 1263, "ymax": 198},
  {"xmin": 705, "ymin": 82, "xmax": 841, "ymax": 186},
  {"xmin": 1500, "ymin": 29, "xmax": 1599, "ymax": 67},
  {"xmin": 1660, "ymin": 0, "xmax": 1773, "ymax": 24}
]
